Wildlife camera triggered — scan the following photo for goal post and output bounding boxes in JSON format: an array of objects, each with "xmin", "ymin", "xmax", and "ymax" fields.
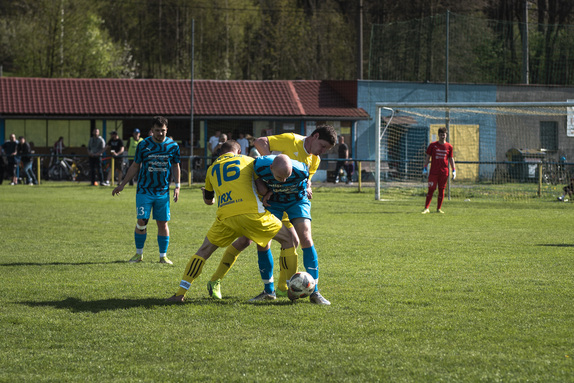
[{"xmin": 374, "ymin": 101, "xmax": 574, "ymax": 201}]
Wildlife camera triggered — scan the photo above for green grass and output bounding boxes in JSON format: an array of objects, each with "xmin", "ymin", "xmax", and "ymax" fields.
[{"xmin": 1, "ymin": 182, "xmax": 573, "ymax": 382}]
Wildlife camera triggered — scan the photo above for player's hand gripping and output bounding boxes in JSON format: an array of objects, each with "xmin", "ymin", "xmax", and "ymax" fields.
[
  {"xmin": 112, "ymin": 184, "xmax": 124, "ymax": 196},
  {"xmin": 422, "ymin": 166, "xmax": 428, "ymax": 177},
  {"xmin": 452, "ymin": 170, "xmax": 456, "ymax": 180},
  {"xmin": 261, "ymin": 191, "xmax": 273, "ymax": 207}
]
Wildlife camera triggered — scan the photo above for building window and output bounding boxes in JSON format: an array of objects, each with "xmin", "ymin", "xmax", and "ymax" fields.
[{"xmin": 540, "ymin": 121, "xmax": 558, "ymax": 151}]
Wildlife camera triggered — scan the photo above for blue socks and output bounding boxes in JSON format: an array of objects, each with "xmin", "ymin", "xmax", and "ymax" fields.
[
  {"xmin": 157, "ymin": 235, "xmax": 169, "ymax": 256},
  {"xmin": 257, "ymin": 249, "xmax": 275, "ymax": 294},
  {"xmin": 134, "ymin": 232, "xmax": 147, "ymax": 254},
  {"xmin": 302, "ymin": 246, "xmax": 319, "ymax": 292}
]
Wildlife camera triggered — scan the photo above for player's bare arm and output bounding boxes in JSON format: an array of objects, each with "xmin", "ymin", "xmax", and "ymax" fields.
[
  {"xmin": 258, "ymin": 175, "xmax": 275, "ymax": 205},
  {"xmin": 172, "ymin": 163, "xmax": 181, "ymax": 202},
  {"xmin": 253, "ymin": 136, "xmax": 271, "ymax": 155},
  {"xmin": 255, "ymin": 177, "xmax": 274, "ymax": 206},
  {"xmin": 255, "ymin": 177, "xmax": 269, "ymax": 196},
  {"xmin": 112, "ymin": 162, "xmax": 140, "ymax": 196}
]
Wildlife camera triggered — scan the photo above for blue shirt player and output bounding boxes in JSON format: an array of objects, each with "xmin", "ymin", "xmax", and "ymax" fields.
[
  {"xmin": 112, "ymin": 116, "xmax": 181, "ymax": 265},
  {"xmin": 245, "ymin": 154, "xmax": 316, "ymax": 301}
]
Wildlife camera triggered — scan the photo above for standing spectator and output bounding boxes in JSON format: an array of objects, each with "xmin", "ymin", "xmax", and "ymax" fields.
[
  {"xmin": 126, "ymin": 128, "xmax": 143, "ymax": 186},
  {"xmin": 334, "ymin": 135, "xmax": 354, "ymax": 184},
  {"xmin": 112, "ymin": 116, "xmax": 181, "ymax": 265},
  {"xmin": 17, "ymin": 136, "xmax": 37, "ymax": 185},
  {"xmin": 558, "ymin": 176, "xmax": 574, "ymax": 202},
  {"xmin": 105, "ymin": 131, "xmax": 125, "ymax": 185},
  {"xmin": 422, "ymin": 127, "xmax": 456, "ymax": 214},
  {"xmin": 211, "ymin": 133, "xmax": 228, "ymax": 162},
  {"xmin": 88, "ymin": 128, "xmax": 106, "ymax": 186},
  {"xmin": 208, "ymin": 130, "xmax": 221, "ymax": 163},
  {"xmin": 2, "ymin": 134, "xmax": 19, "ymax": 185},
  {"xmin": 53, "ymin": 137, "xmax": 65, "ymax": 160},
  {"xmin": 236, "ymin": 132, "xmax": 249, "ymax": 155}
]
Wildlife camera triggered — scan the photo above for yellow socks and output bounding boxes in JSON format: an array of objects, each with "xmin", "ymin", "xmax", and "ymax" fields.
[
  {"xmin": 277, "ymin": 247, "xmax": 298, "ymax": 292},
  {"xmin": 176, "ymin": 255, "xmax": 205, "ymax": 296},
  {"xmin": 211, "ymin": 245, "xmax": 241, "ymax": 282}
]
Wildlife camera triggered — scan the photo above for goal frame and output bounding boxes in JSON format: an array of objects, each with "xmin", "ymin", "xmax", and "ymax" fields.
[{"xmin": 374, "ymin": 101, "xmax": 574, "ymax": 200}]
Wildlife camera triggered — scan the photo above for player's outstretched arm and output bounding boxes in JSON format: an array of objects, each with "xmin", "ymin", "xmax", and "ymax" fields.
[
  {"xmin": 253, "ymin": 137, "xmax": 271, "ymax": 156},
  {"xmin": 112, "ymin": 162, "xmax": 140, "ymax": 196}
]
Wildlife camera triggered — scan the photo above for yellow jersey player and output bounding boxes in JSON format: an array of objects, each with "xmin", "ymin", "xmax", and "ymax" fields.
[
  {"xmin": 207, "ymin": 125, "xmax": 337, "ymax": 305},
  {"xmin": 167, "ymin": 140, "xmax": 297, "ymax": 302}
]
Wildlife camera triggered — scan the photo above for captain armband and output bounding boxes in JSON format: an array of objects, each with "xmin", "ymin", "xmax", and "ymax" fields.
[{"xmin": 204, "ymin": 189, "xmax": 215, "ymax": 200}]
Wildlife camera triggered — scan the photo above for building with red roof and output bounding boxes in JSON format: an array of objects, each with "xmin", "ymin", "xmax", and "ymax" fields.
[{"xmin": 0, "ymin": 77, "xmax": 368, "ymax": 148}]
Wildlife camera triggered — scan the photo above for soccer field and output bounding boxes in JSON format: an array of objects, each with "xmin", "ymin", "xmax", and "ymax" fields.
[{"xmin": 1, "ymin": 183, "xmax": 573, "ymax": 382}]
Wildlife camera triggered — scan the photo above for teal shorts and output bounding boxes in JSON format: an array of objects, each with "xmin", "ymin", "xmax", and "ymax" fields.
[
  {"xmin": 136, "ymin": 193, "xmax": 170, "ymax": 222},
  {"xmin": 267, "ymin": 199, "xmax": 311, "ymax": 222}
]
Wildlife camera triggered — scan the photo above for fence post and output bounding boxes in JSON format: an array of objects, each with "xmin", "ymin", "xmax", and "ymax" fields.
[
  {"xmin": 358, "ymin": 162, "xmax": 362, "ymax": 192},
  {"xmin": 111, "ymin": 157, "xmax": 115, "ymax": 186},
  {"xmin": 188, "ymin": 156, "xmax": 191, "ymax": 187},
  {"xmin": 37, "ymin": 157, "xmax": 41, "ymax": 185},
  {"xmin": 538, "ymin": 162, "xmax": 542, "ymax": 197}
]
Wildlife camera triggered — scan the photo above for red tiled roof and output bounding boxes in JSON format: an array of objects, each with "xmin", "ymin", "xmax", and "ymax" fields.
[{"xmin": 0, "ymin": 77, "xmax": 369, "ymax": 119}]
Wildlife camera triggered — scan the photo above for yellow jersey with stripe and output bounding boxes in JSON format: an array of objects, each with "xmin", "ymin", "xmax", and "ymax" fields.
[
  {"xmin": 267, "ymin": 133, "xmax": 320, "ymax": 179},
  {"xmin": 205, "ymin": 153, "xmax": 265, "ymax": 220}
]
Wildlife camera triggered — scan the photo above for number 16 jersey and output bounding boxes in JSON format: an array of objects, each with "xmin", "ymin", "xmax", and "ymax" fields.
[{"xmin": 205, "ymin": 153, "xmax": 265, "ymax": 220}]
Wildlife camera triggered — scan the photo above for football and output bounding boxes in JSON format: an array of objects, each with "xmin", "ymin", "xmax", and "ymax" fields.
[{"xmin": 288, "ymin": 271, "xmax": 316, "ymax": 300}]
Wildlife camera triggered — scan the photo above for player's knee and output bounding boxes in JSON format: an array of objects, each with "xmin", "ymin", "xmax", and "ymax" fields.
[
  {"xmin": 235, "ymin": 236, "xmax": 251, "ymax": 251},
  {"xmin": 136, "ymin": 218, "xmax": 149, "ymax": 231}
]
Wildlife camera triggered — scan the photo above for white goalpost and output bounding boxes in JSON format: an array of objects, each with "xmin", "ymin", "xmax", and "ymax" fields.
[{"xmin": 374, "ymin": 101, "xmax": 574, "ymax": 201}]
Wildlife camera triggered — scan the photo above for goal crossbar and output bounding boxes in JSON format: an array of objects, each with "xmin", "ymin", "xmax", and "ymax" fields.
[{"xmin": 376, "ymin": 102, "xmax": 574, "ymax": 109}]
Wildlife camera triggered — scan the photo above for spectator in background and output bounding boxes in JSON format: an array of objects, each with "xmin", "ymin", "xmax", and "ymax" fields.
[
  {"xmin": 127, "ymin": 129, "xmax": 143, "ymax": 186},
  {"xmin": 53, "ymin": 137, "xmax": 65, "ymax": 160},
  {"xmin": 211, "ymin": 133, "xmax": 228, "ymax": 162},
  {"xmin": 208, "ymin": 130, "xmax": 221, "ymax": 163},
  {"xmin": 88, "ymin": 128, "xmax": 106, "ymax": 186},
  {"xmin": 334, "ymin": 135, "xmax": 354, "ymax": 185},
  {"xmin": 105, "ymin": 131, "xmax": 125, "ymax": 185},
  {"xmin": 236, "ymin": 132, "xmax": 249, "ymax": 155},
  {"xmin": 18, "ymin": 136, "xmax": 37, "ymax": 185},
  {"xmin": 2, "ymin": 134, "xmax": 19, "ymax": 185},
  {"xmin": 558, "ymin": 176, "xmax": 574, "ymax": 202}
]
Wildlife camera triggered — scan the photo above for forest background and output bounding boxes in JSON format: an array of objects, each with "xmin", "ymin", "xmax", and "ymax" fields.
[{"xmin": 1, "ymin": 0, "xmax": 574, "ymax": 85}]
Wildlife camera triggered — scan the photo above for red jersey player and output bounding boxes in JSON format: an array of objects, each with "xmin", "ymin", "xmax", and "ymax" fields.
[{"xmin": 422, "ymin": 127, "xmax": 456, "ymax": 214}]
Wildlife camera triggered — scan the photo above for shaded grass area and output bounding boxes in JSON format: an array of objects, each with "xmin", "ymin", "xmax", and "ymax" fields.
[{"xmin": 1, "ymin": 182, "xmax": 573, "ymax": 382}]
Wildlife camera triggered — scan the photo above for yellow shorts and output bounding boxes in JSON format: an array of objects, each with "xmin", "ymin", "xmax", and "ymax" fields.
[
  {"xmin": 281, "ymin": 212, "xmax": 293, "ymax": 229},
  {"xmin": 207, "ymin": 212, "xmax": 283, "ymax": 248}
]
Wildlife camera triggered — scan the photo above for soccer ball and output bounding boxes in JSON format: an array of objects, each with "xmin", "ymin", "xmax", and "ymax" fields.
[{"xmin": 288, "ymin": 272, "xmax": 316, "ymax": 300}]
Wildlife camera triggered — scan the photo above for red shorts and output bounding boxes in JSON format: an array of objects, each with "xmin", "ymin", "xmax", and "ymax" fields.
[{"xmin": 428, "ymin": 173, "xmax": 448, "ymax": 190}]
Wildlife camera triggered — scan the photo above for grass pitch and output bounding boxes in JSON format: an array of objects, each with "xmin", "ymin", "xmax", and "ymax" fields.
[{"xmin": 1, "ymin": 183, "xmax": 573, "ymax": 382}]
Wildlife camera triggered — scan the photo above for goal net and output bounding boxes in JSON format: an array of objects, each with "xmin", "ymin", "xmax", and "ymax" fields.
[{"xmin": 374, "ymin": 102, "xmax": 574, "ymax": 201}]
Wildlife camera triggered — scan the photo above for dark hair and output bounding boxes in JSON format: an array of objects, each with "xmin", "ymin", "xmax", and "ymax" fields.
[
  {"xmin": 438, "ymin": 127, "xmax": 447, "ymax": 134},
  {"xmin": 153, "ymin": 116, "xmax": 168, "ymax": 128},
  {"xmin": 311, "ymin": 125, "xmax": 337, "ymax": 146},
  {"xmin": 220, "ymin": 140, "xmax": 240, "ymax": 154}
]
